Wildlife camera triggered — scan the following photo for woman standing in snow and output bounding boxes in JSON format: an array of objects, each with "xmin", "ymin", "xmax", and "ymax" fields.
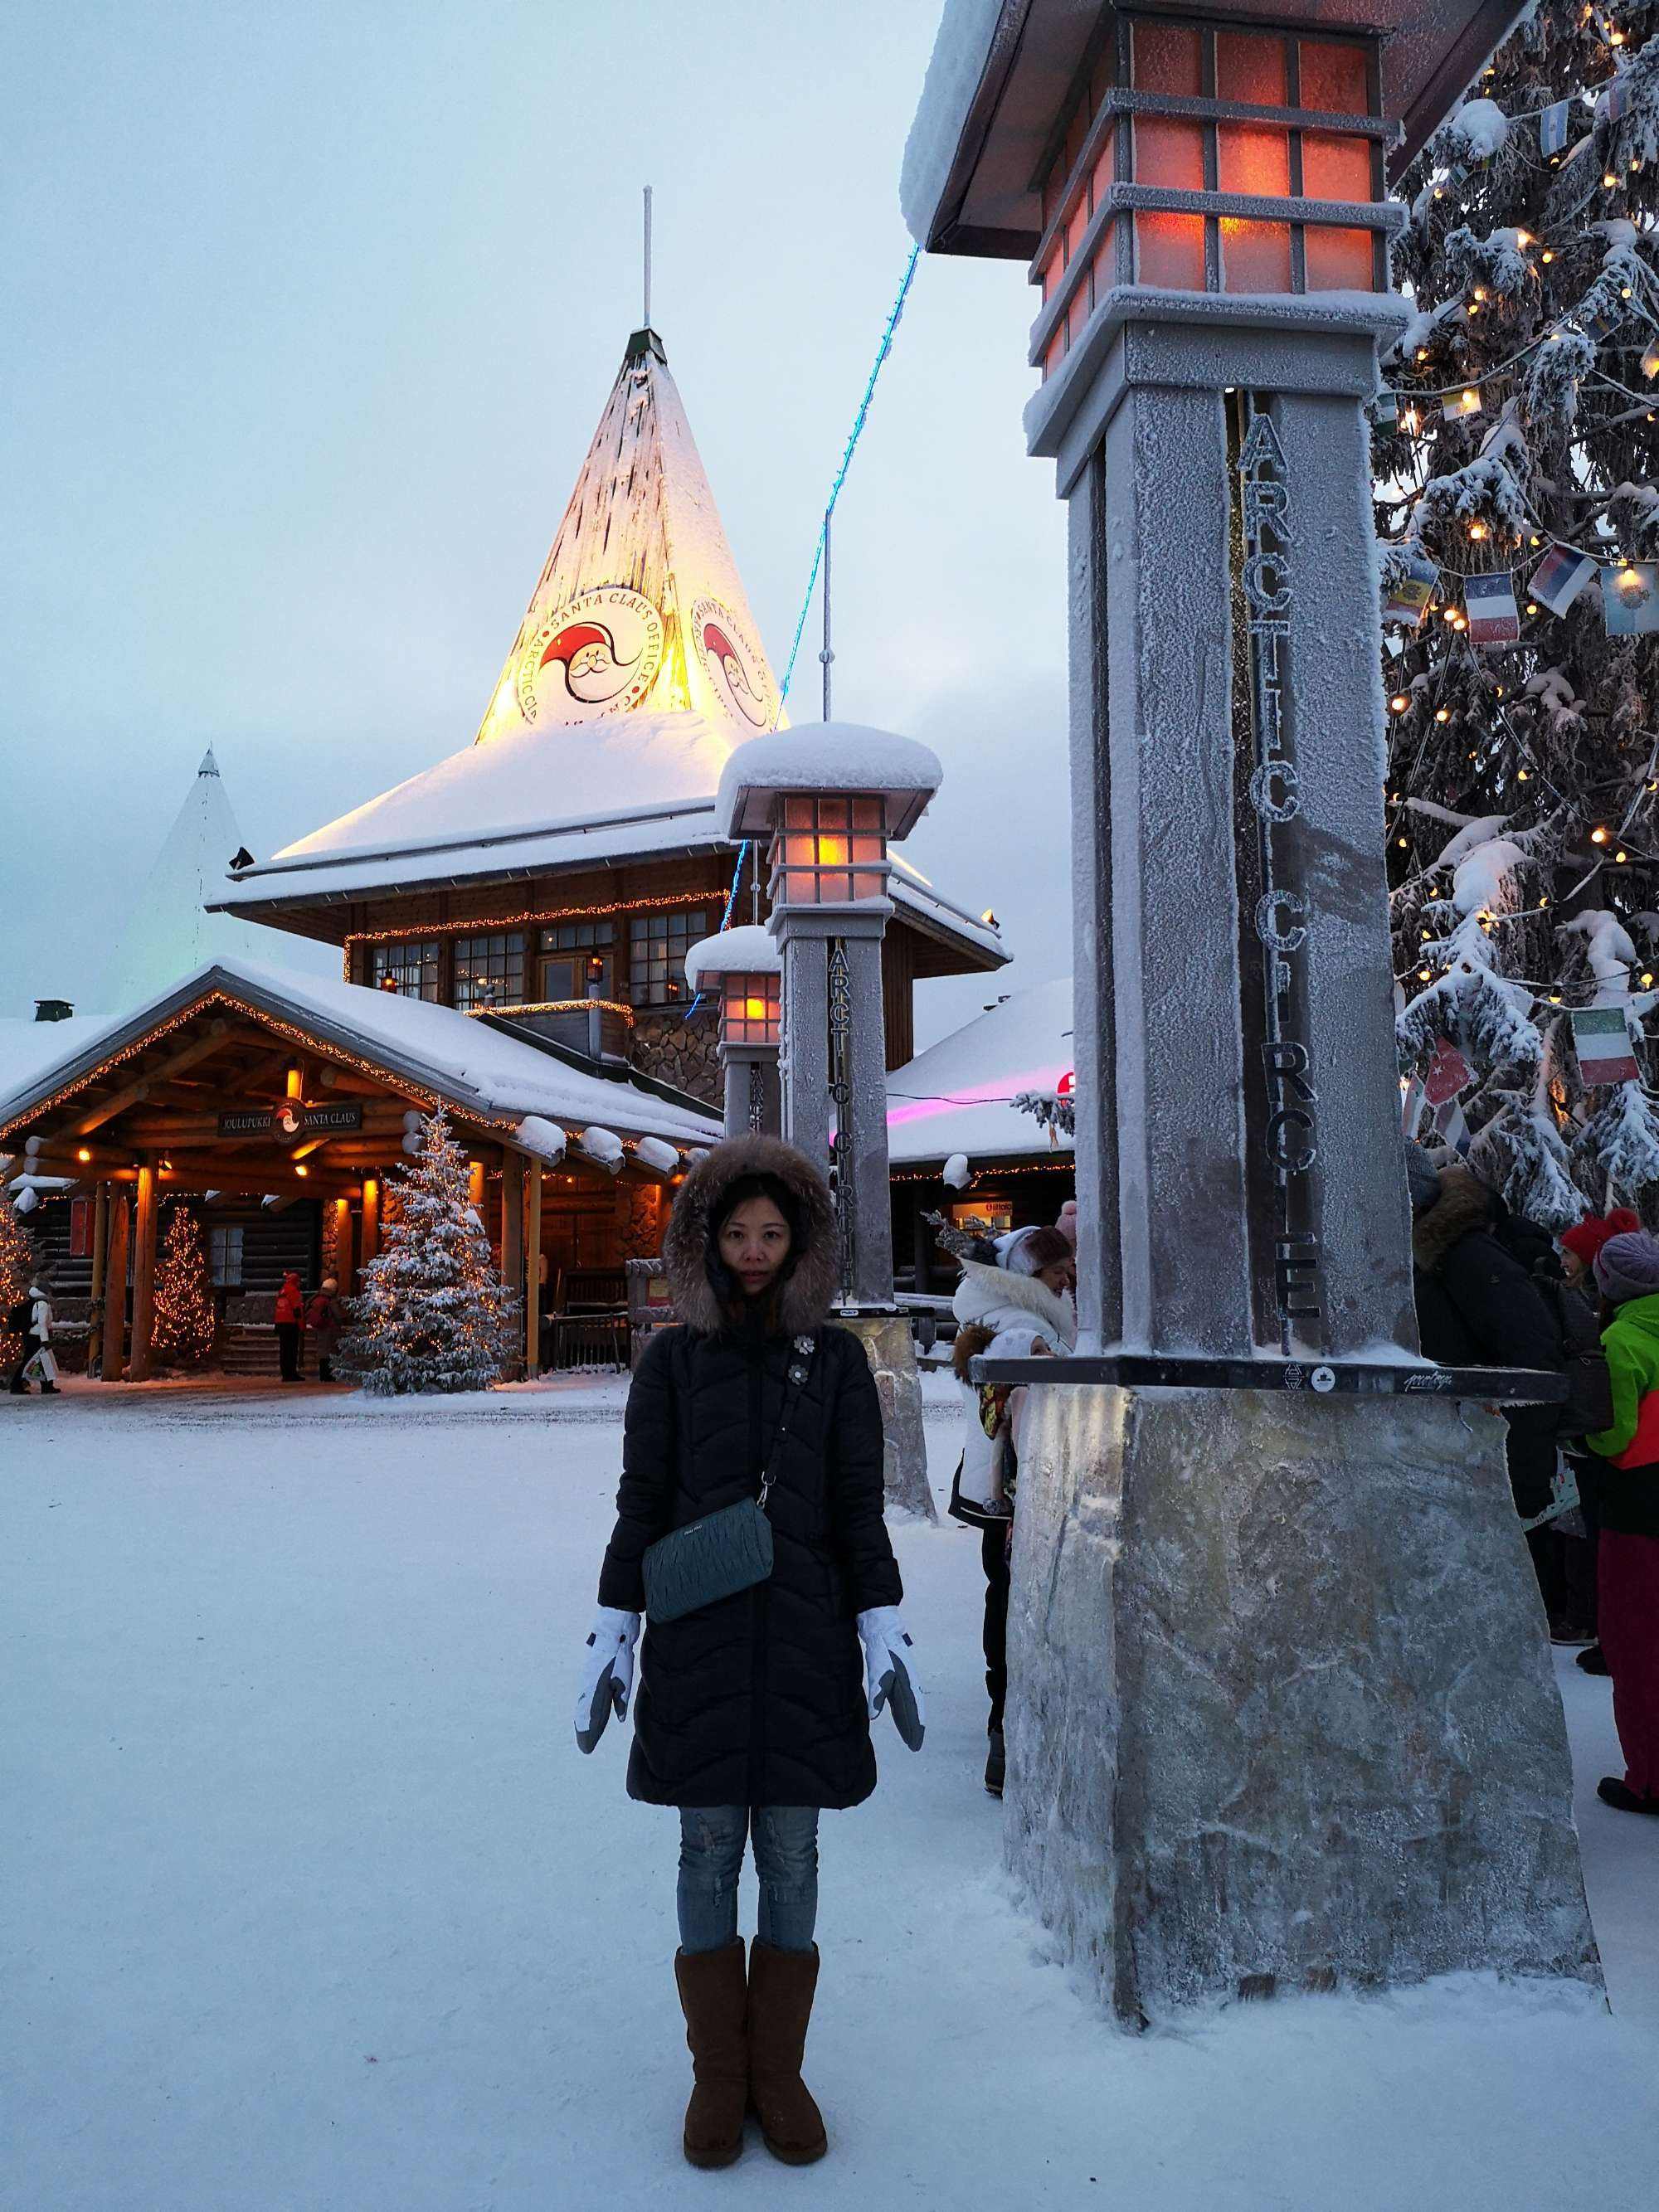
[
  {"xmin": 7, "ymin": 1265, "xmax": 60, "ymax": 1395},
  {"xmin": 946, "ymin": 1223, "xmax": 1076, "ymax": 1795},
  {"xmin": 303, "ymin": 1276, "xmax": 344, "ymax": 1383},
  {"xmin": 574, "ymin": 1135, "xmax": 923, "ymax": 2170}
]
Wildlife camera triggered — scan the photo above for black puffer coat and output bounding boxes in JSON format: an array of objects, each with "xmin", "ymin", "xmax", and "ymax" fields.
[
  {"xmin": 597, "ymin": 1135, "xmax": 902, "ymax": 1810},
  {"xmin": 1413, "ymin": 1166, "xmax": 1564, "ymax": 1516}
]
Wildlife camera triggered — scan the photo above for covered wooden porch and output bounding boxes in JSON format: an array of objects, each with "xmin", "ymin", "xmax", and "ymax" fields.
[{"xmin": 0, "ymin": 965, "xmax": 718, "ymax": 1385}]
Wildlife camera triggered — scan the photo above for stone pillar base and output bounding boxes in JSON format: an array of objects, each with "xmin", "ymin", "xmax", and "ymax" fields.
[
  {"xmin": 1005, "ymin": 1385, "xmax": 1601, "ymax": 2025},
  {"xmin": 841, "ymin": 1314, "xmax": 937, "ymax": 1523}
]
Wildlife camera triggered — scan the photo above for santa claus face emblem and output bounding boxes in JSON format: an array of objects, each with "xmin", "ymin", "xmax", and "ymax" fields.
[
  {"xmin": 516, "ymin": 587, "xmax": 664, "ymax": 722},
  {"xmin": 692, "ymin": 596, "xmax": 773, "ymax": 729}
]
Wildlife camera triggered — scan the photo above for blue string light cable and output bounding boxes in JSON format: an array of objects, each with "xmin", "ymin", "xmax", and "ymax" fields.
[{"xmin": 690, "ymin": 244, "xmax": 924, "ymax": 1008}]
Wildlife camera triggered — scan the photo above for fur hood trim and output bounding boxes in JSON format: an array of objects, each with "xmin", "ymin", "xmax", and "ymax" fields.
[
  {"xmin": 951, "ymin": 1257, "xmax": 1077, "ymax": 1352},
  {"xmin": 1412, "ymin": 1165, "xmax": 1494, "ymax": 1277},
  {"xmin": 663, "ymin": 1134, "xmax": 839, "ymax": 1337}
]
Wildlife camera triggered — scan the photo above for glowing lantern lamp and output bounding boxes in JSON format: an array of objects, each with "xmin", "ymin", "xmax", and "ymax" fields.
[{"xmin": 684, "ymin": 924, "xmax": 784, "ymax": 1137}]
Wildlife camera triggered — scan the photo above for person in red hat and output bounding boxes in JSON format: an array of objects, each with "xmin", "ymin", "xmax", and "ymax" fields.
[{"xmin": 1560, "ymin": 1208, "xmax": 1641, "ymax": 1291}]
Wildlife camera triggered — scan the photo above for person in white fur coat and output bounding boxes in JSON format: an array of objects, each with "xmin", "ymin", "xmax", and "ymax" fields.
[{"xmin": 946, "ymin": 1223, "xmax": 1076, "ymax": 1795}]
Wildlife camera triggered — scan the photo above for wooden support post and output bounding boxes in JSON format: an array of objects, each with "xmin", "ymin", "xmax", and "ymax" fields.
[
  {"xmin": 525, "ymin": 1158, "xmax": 543, "ymax": 1380},
  {"xmin": 360, "ymin": 1175, "xmax": 381, "ymax": 1283},
  {"xmin": 101, "ymin": 1194, "xmax": 129, "ymax": 1380},
  {"xmin": 89, "ymin": 1184, "xmax": 109, "ymax": 1309},
  {"xmin": 500, "ymin": 1153, "xmax": 524, "ymax": 1382},
  {"xmin": 330, "ymin": 1197, "xmax": 353, "ymax": 1286},
  {"xmin": 128, "ymin": 1161, "xmax": 159, "ymax": 1383}
]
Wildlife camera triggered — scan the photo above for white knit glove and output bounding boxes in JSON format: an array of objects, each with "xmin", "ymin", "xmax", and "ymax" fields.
[
  {"xmin": 857, "ymin": 1606, "xmax": 926, "ymax": 1750},
  {"xmin": 574, "ymin": 1607, "xmax": 640, "ymax": 1753}
]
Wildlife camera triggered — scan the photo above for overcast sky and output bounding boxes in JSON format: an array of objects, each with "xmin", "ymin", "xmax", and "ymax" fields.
[{"xmin": 3, "ymin": 0, "xmax": 1070, "ymax": 1048}]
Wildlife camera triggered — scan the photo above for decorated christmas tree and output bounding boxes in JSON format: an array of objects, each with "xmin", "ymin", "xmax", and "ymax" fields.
[
  {"xmin": 1379, "ymin": 2, "xmax": 1659, "ymax": 1224},
  {"xmin": 150, "ymin": 1205, "xmax": 216, "ymax": 1369},
  {"xmin": 0, "ymin": 1182, "xmax": 36, "ymax": 1373},
  {"xmin": 338, "ymin": 1111, "xmax": 518, "ymax": 1394}
]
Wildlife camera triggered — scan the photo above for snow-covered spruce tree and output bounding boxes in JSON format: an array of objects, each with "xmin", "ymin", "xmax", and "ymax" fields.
[
  {"xmin": 1380, "ymin": 1, "xmax": 1659, "ymax": 1225},
  {"xmin": 338, "ymin": 1111, "xmax": 518, "ymax": 1394},
  {"xmin": 0, "ymin": 1181, "xmax": 36, "ymax": 1372},
  {"xmin": 149, "ymin": 1204, "xmax": 216, "ymax": 1369}
]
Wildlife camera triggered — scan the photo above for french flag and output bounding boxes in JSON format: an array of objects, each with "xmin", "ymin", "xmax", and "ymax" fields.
[{"xmin": 1464, "ymin": 571, "xmax": 1520, "ymax": 645}]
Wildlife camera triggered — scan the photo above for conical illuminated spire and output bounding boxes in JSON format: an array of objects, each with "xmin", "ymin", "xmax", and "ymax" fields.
[{"xmin": 474, "ymin": 328, "xmax": 782, "ymax": 749}]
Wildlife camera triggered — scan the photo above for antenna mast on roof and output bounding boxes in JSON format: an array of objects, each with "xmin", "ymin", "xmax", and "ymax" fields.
[{"xmin": 643, "ymin": 185, "xmax": 653, "ymax": 328}]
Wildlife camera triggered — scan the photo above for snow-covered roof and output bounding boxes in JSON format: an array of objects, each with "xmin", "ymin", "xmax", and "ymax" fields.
[
  {"xmin": 0, "ymin": 955, "xmax": 719, "ymax": 1151},
  {"xmin": 684, "ymin": 924, "xmax": 781, "ymax": 986},
  {"xmin": 886, "ymin": 975, "xmax": 1073, "ymax": 1166},
  {"xmin": 0, "ymin": 1015, "xmax": 122, "ymax": 1132},
  {"xmin": 716, "ymin": 724, "xmax": 943, "ymax": 840},
  {"xmin": 212, "ymin": 785, "xmax": 1006, "ymax": 965}
]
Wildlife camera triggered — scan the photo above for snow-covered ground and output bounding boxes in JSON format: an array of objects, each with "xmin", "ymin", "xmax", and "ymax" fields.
[{"xmin": 4, "ymin": 1378, "xmax": 1655, "ymax": 2211}]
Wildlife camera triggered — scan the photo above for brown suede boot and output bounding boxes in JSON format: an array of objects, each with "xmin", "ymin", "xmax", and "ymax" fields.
[
  {"xmin": 747, "ymin": 1941, "xmax": 828, "ymax": 2164},
  {"xmin": 674, "ymin": 1941, "xmax": 748, "ymax": 2168}
]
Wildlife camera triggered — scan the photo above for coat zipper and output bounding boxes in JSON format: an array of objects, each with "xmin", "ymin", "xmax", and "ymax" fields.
[{"xmin": 749, "ymin": 1346, "xmax": 769, "ymax": 1802}]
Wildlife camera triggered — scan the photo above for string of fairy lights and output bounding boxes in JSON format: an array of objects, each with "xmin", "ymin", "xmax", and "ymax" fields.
[{"xmin": 1384, "ymin": 19, "xmax": 1659, "ymax": 1022}]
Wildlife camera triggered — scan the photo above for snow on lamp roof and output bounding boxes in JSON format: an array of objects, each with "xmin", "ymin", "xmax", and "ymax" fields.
[
  {"xmin": 717, "ymin": 724, "xmax": 944, "ymax": 841},
  {"xmin": 472, "ymin": 327, "xmax": 782, "ymax": 755},
  {"xmin": 683, "ymin": 924, "xmax": 781, "ymax": 989}
]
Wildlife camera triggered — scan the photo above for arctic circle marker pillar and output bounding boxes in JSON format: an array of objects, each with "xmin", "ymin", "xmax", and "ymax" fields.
[{"xmin": 903, "ymin": 0, "xmax": 1599, "ymax": 2021}]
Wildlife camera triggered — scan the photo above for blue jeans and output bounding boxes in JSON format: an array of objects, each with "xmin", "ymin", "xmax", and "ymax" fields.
[{"xmin": 676, "ymin": 1806, "xmax": 820, "ymax": 1954}]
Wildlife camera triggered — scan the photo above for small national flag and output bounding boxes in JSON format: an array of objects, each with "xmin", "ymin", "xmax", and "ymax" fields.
[
  {"xmin": 1604, "ymin": 75, "xmax": 1629, "ymax": 124},
  {"xmin": 1540, "ymin": 99, "xmax": 1574, "ymax": 155},
  {"xmin": 1424, "ymin": 1035, "xmax": 1473, "ymax": 1107},
  {"xmin": 1530, "ymin": 542, "xmax": 1598, "ymax": 615},
  {"xmin": 1443, "ymin": 384, "xmax": 1481, "ymax": 421},
  {"xmin": 1602, "ymin": 560, "xmax": 1659, "ymax": 635},
  {"xmin": 1384, "ymin": 548, "xmax": 1440, "ymax": 625},
  {"xmin": 1372, "ymin": 391, "xmax": 1399, "ymax": 428},
  {"xmin": 1465, "ymin": 571, "xmax": 1521, "ymax": 644},
  {"xmin": 1579, "ymin": 301, "xmax": 1620, "ymax": 341},
  {"xmin": 1572, "ymin": 1006, "xmax": 1641, "ymax": 1086},
  {"xmin": 1433, "ymin": 1093, "xmax": 1472, "ymax": 1156}
]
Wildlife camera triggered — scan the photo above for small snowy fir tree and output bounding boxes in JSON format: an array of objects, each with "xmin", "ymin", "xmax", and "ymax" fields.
[
  {"xmin": 0, "ymin": 1181, "xmax": 37, "ymax": 1372},
  {"xmin": 1379, "ymin": 1, "xmax": 1659, "ymax": 1224},
  {"xmin": 339, "ymin": 1111, "xmax": 518, "ymax": 1394},
  {"xmin": 150, "ymin": 1205, "xmax": 216, "ymax": 1368}
]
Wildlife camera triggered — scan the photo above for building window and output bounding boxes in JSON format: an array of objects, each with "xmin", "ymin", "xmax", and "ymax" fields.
[
  {"xmin": 453, "ymin": 931, "xmax": 525, "ymax": 1011},
  {"xmin": 370, "ymin": 939, "xmax": 441, "ymax": 1000},
  {"xmin": 541, "ymin": 919, "xmax": 615, "ymax": 1003},
  {"xmin": 628, "ymin": 908, "xmax": 712, "ymax": 1008},
  {"xmin": 209, "ymin": 1226, "xmax": 244, "ymax": 1287}
]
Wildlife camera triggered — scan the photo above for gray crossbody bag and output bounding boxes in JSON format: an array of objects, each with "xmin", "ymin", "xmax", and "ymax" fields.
[{"xmin": 640, "ymin": 1334, "xmax": 817, "ymax": 1625}]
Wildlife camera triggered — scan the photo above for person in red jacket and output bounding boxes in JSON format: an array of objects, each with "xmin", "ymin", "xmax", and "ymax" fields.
[{"xmin": 274, "ymin": 1271, "xmax": 304, "ymax": 1383}]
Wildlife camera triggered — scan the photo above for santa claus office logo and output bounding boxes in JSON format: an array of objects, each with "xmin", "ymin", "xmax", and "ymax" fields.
[
  {"xmin": 516, "ymin": 586, "xmax": 664, "ymax": 722},
  {"xmin": 693, "ymin": 596, "xmax": 772, "ymax": 729}
]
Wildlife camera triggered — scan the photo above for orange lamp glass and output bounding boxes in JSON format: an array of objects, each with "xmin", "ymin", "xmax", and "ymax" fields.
[
  {"xmin": 772, "ymin": 795, "xmax": 888, "ymax": 905},
  {"xmin": 722, "ymin": 974, "xmax": 781, "ymax": 1048}
]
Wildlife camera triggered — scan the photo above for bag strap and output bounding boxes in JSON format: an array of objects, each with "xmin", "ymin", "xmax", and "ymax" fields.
[{"xmin": 757, "ymin": 1334, "xmax": 817, "ymax": 1513}]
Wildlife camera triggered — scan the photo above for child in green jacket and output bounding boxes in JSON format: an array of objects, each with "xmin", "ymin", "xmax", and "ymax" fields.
[{"xmin": 1585, "ymin": 1232, "xmax": 1659, "ymax": 1815}]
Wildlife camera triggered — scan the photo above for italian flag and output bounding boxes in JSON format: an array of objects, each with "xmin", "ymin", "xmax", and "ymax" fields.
[{"xmin": 1572, "ymin": 1007, "xmax": 1641, "ymax": 1087}]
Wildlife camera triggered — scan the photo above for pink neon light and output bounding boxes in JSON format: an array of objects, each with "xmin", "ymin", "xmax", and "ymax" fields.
[{"xmin": 886, "ymin": 1063, "xmax": 1070, "ymax": 1130}]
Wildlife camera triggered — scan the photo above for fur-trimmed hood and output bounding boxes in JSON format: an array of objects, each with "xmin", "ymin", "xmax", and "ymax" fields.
[
  {"xmin": 662, "ymin": 1134, "xmax": 839, "ymax": 1337},
  {"xmin": 950, "ymin": 1256, "xmax": 1077, "ymax": 1364},
  {"xmin": 1412, "ymin": 1165, "xmax": 1495, "ymax": 1277}
]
